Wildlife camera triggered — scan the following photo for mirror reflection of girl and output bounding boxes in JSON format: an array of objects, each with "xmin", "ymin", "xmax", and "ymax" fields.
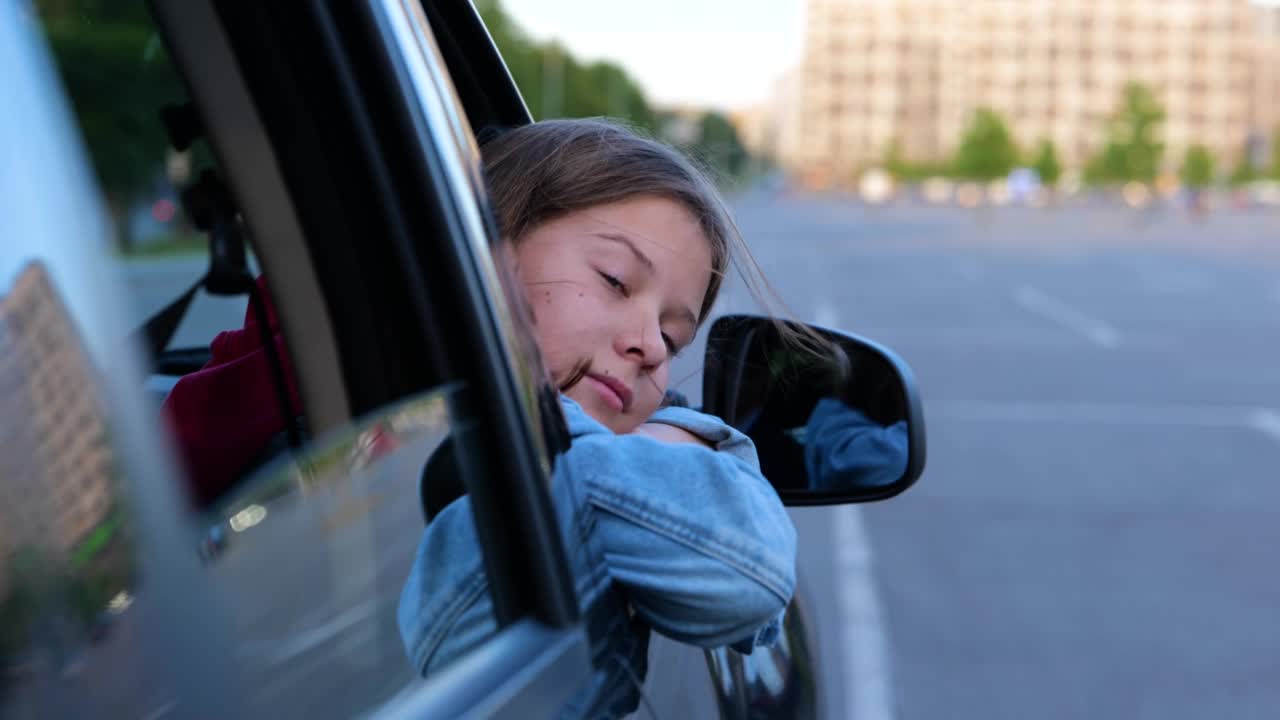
[{"xmin": 399, "ymin": 119, "xmax": 798, "ymax": 717}]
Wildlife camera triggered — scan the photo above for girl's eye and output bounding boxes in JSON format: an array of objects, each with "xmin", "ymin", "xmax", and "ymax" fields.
[
  {"xmin": 598, "ymin": 270, "xmax": 630, "ymax": 297},
  {"xmin": 596, "ymin": 269, "xmax": 680, "ymax": 357}
]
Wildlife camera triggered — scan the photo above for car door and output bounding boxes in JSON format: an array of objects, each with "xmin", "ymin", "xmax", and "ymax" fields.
[
  {"xmin": 421, "ymin": 6, "xmax": 934, "ymax": 720},
  {"xmin": 414, "ymin": 5, "xmax": 815, "ymax": 718},
  {"xmin": 2, "ymin": 1, "xmax": 591, "ymax": 718}
]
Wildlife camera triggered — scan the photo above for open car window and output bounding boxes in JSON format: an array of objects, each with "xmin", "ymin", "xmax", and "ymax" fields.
[{"xmin": 0, "ymin": 2, "xmax": 588, "ymax": 717}]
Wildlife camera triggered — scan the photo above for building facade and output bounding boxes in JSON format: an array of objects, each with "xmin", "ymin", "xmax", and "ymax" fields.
[
  {"xmin": 0, "ymin": 263, "xmax": 115, "ymax": 595},
  {"xmin": 784, "ymin": 0, "xmax": 1280, "ymax": 180}
]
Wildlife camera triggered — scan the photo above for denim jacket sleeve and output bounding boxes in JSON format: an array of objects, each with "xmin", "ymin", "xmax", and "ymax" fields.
[
  {"xmin": 574, "ymin": 403, "xmax": 796, "ymax": 649},
  {"xmin": 398, "ymin": 397, "xmax": 797, "ymax": 677},
  {"xmin": 804, "ymin": 397, "xmax": 909, "ymax": 490}
]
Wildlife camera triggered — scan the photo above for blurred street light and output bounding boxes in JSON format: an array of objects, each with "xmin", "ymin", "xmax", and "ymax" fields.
[
  {"xmin": 956, "ymin": 182, "xmax": 983, "ymax": 208},
  {"xmin": 1122, "ymin": 182, "xmax": 1152, "ymax": 208},
  {"xmin": 1155, "ymin": 173, "xmax": 1181, "ymax": 199},
  {"xmin": 987, "ymin": 181, "xmax": 1011, "ymax": 207},
  {"xmin": 859, "ymin": 168, "xmax": 894, "ymax": 204},
  {"xmin": 922, "ymin": 177, "xmax": 952, "ymax": 204},
  {"xmin": 1060, "ymin": 171, "xmax": 1084, "ymax": 197}
]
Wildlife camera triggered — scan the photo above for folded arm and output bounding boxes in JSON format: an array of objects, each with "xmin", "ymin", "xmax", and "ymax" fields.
[{"xmin": 398, "ymin": 399, "xmax": 797, "ymax": 675}]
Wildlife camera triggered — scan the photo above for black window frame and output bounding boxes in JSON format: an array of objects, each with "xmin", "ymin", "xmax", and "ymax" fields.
[{"xmin": 202, "ymin": 0, "xmax": 578, "ymax": 630}]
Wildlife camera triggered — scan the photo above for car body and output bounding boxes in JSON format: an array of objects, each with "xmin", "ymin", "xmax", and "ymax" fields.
[{"xmin": 0, "ymin": 2, "xmax": 923, "ymax": 718}]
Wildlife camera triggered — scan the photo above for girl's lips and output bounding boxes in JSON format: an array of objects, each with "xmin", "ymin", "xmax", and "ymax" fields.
[{"xmin": 585, "ymin": 374, "xmax": 631, "ymax": 412}]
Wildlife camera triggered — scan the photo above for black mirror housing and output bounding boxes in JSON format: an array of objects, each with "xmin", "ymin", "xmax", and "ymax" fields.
[{"xmin": 702, "ymin": 314, "xmax": 927, "ymax": 506}]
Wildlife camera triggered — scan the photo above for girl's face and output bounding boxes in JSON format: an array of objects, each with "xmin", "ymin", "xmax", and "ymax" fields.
[{"xmin": 511, "ymin": 195, "xmax": 713, "ymax": 433}]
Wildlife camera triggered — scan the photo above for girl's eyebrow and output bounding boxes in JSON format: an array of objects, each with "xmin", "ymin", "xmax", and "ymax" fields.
[
  {"xmin": 592, "ymin": 232, "xmax": 655, "ymax": 273},
  {"xmin": 592, "ymin": 231, "xmax": 697, "ymax": 329}
]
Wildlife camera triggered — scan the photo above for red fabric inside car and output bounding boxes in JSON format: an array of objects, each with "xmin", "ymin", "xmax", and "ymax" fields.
[{"xmin": 161, "ymin": 275, "xmax": 300, "ymax": 508}]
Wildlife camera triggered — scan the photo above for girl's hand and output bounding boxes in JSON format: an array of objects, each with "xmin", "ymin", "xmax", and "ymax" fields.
[{"xmin": 631, "ymin": 422, "xmax": 713, "ymax": 448}]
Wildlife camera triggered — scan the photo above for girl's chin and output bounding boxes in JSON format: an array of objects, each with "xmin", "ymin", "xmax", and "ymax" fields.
[{"xmin": 587, "ymin": 408, "xmax": 642, "ymax": 435}]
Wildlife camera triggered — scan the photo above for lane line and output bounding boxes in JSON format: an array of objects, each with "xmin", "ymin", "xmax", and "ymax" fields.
[
  {"xmin": 1249, "ymin": 409, "xmax": 1280, "ymax": 441},
  {"xmin": 239, "ymin": 598, "xmax": 381, "ymax": 666},
  {"xmin": 1013, "ymin": 285, "xmax": 1122, "ymax": 349},
  {"xmin": 933, "ymin": 402, "xmax": 1280, "ymax": 438},
  {"xmin": 833, "ymin": 505, "xmax": 896, "ymax": 720},
  {"xmin": 813, "ymin": 294, "xmax": 892, "ymax": 720},
  {"xmin": 140, "ymin": 700, "xmax": 177, "ymax": 720},
  {"xmin": 848, "ymin": 327, "xmax": 1168, "ymax": 351}
]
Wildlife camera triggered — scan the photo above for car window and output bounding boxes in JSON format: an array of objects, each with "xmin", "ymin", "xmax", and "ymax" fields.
[
  {"xmin": 36, "ymin": 4, "xmax": 252, "ymax": 353},
  {"xmin": 1, "ymin": 4, "xmax": 505, "ymax": 717}
]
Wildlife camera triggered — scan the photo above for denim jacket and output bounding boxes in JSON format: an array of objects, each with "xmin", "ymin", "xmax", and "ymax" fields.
[
  {"xmin": 804, "ymin": 397, "xmax": 910, "ymax": 490},
  {"xmin": 398, "ymin": 396, "xmax": 797, "ymax": 718}
]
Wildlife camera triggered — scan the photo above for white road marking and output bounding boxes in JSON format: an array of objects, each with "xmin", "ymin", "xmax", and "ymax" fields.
[
  {"xmin": 833, "ymin": 505, "xmax": 896, "ymax": 720},
  {"xmin": 814, "ymin": 300, "xmax": 840, "ymax": 329},
  {"xmin": 934, "ymin": 402, "xmax": 1280, "ymax": 442},
  {"xmin": 850, "ymin": 327, "xmax": 1167, "ymax": 351},
  {"xmin": 1013, "ymin": 285, "xmax": 1122, "ymax": 349},
  {"xmin": 243, "ymin": 598, "xmax": 381, "ymax": 666},
  {"xmin": 140, "ymin": 700, "xmax": 177, "ymax": 720},
  {"xmin": 1249, "ymin": 409, "xmax": 1280, "ymax": 442}
]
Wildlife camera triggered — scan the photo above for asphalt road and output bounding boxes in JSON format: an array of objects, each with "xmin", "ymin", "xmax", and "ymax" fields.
[
  {"xmin": 658, "ymin": 192, "xmax": 1280, "ymax": 720},
  {"xmin": 65, "ymin": 195, "xmax": 1280, "ymax": 719}
]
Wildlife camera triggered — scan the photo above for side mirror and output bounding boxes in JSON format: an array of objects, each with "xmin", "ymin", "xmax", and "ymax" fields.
[{"xmin": 702, "ymin": 314, "xmax": 926, "ymax": 505}]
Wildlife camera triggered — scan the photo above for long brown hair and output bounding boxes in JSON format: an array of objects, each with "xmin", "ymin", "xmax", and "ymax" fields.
[
  {"xmin": 481, "ymin": 118, "xmax": 830, "ymax": 389},
  {"xmin": 481, "ymin": 118, "xmax": 732, "ymax": 324}
]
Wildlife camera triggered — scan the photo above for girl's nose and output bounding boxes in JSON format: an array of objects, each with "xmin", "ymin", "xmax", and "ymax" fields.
[{"xmin": 619, "ymin": 312, "xmax": 667, "ymax": 368}]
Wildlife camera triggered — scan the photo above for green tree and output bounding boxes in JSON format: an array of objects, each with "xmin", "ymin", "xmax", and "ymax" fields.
[
  {"xmin": 951, "ymin": 108, "xmax": 1020, "ymax": 181},
  {"xmin": 1029, "ymin": 139, "xmax": 1062, "ymax": 187},
  {"xmin": 694, "ymin": 112, "xmax": 749, "ymax": 177},
  {"xmin": 564, "ymin": 60, "xmax": 656, "ymax": 130},
  {"xmin": 1180, "ymin": 145, "xmax": 1215, "ymax": 189},
  {"xmin": 882, "ymin": 138, "xmax": 923, "ymax": 181},
  {"xmin": 474, "ymin": 0, "xmax": 551, "ymax": 117},
  {"xmin": 1, "ymin": 575, "xmax": 34, "ymax": 670},
  {"xmin": 475, "ymin": 0, "xmax": 657, "ymax": 132},
  {"xmin": 1229, "ymin": 152, "xmax": 1258, "ymax": 186},
  {"xmin": 38, "ymin": 1, "xmax": 185, "ymax": 250},
  {"xmin": 1, "ymin": 548, "xmax": 58, "ymax": 670},
  {"xmin": 475, "ymin": 0, "xmax": 757, "ymax": 179},
  {"xmin": 883, "ymin": 138, "xmax": 908, "ymax": 178},
  {"xmin": 1085, "ymin": 82, "xmax": 1165, "ymax": 185},
  {"xmin": 1272, "ymin": 126, "xmax": 1280, "ymax": 180},
  {"xmin": 882, "ymin": 138, "xmax": 949, "ymax": 181}
]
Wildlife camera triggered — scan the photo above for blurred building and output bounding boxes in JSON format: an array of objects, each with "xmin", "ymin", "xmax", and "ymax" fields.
[
  {"xmin": 730, "ymin": 106, "xmax": 771, "ymax": 159},
  {"xmin": 788, "ymin": 0, "xmax": 1280, "ymax": 179},
  {"xmin": 1252, "ymin": 3, "xmax": 1280, "ymax": 165},
  {"xmin": 0, "ymin": 263, "xmax": 114, "ymax": 596},
  {"xmin": 732, "ymin": 68, "xmax": 805, "ymax": 164}
]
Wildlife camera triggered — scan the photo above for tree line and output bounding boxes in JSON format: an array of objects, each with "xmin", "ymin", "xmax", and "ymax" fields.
[
  {"xmin": 35, "ymin": 0, "xmax": 752, "ymax": 253},
  {"xmin": 886, "ymin": 82, "xmax": 1280, "ymax": 189},
  {"xmin": 474, "ymin": 0, "xmax": 751, "ymax": 180}
]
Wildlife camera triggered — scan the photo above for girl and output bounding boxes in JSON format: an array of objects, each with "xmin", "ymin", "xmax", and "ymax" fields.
[{"xmin": 398, "ymin": 119, "xmax": 797, "ymax": 718}]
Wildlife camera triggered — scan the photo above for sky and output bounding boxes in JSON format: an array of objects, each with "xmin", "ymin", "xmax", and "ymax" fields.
[
  {"xmin": 500, "ymin": 0, "xmax": 1280, "ymax": 114},
  {"xmin": 499, "ymin": 0, "xmax": 806, "ymax": 112}
]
